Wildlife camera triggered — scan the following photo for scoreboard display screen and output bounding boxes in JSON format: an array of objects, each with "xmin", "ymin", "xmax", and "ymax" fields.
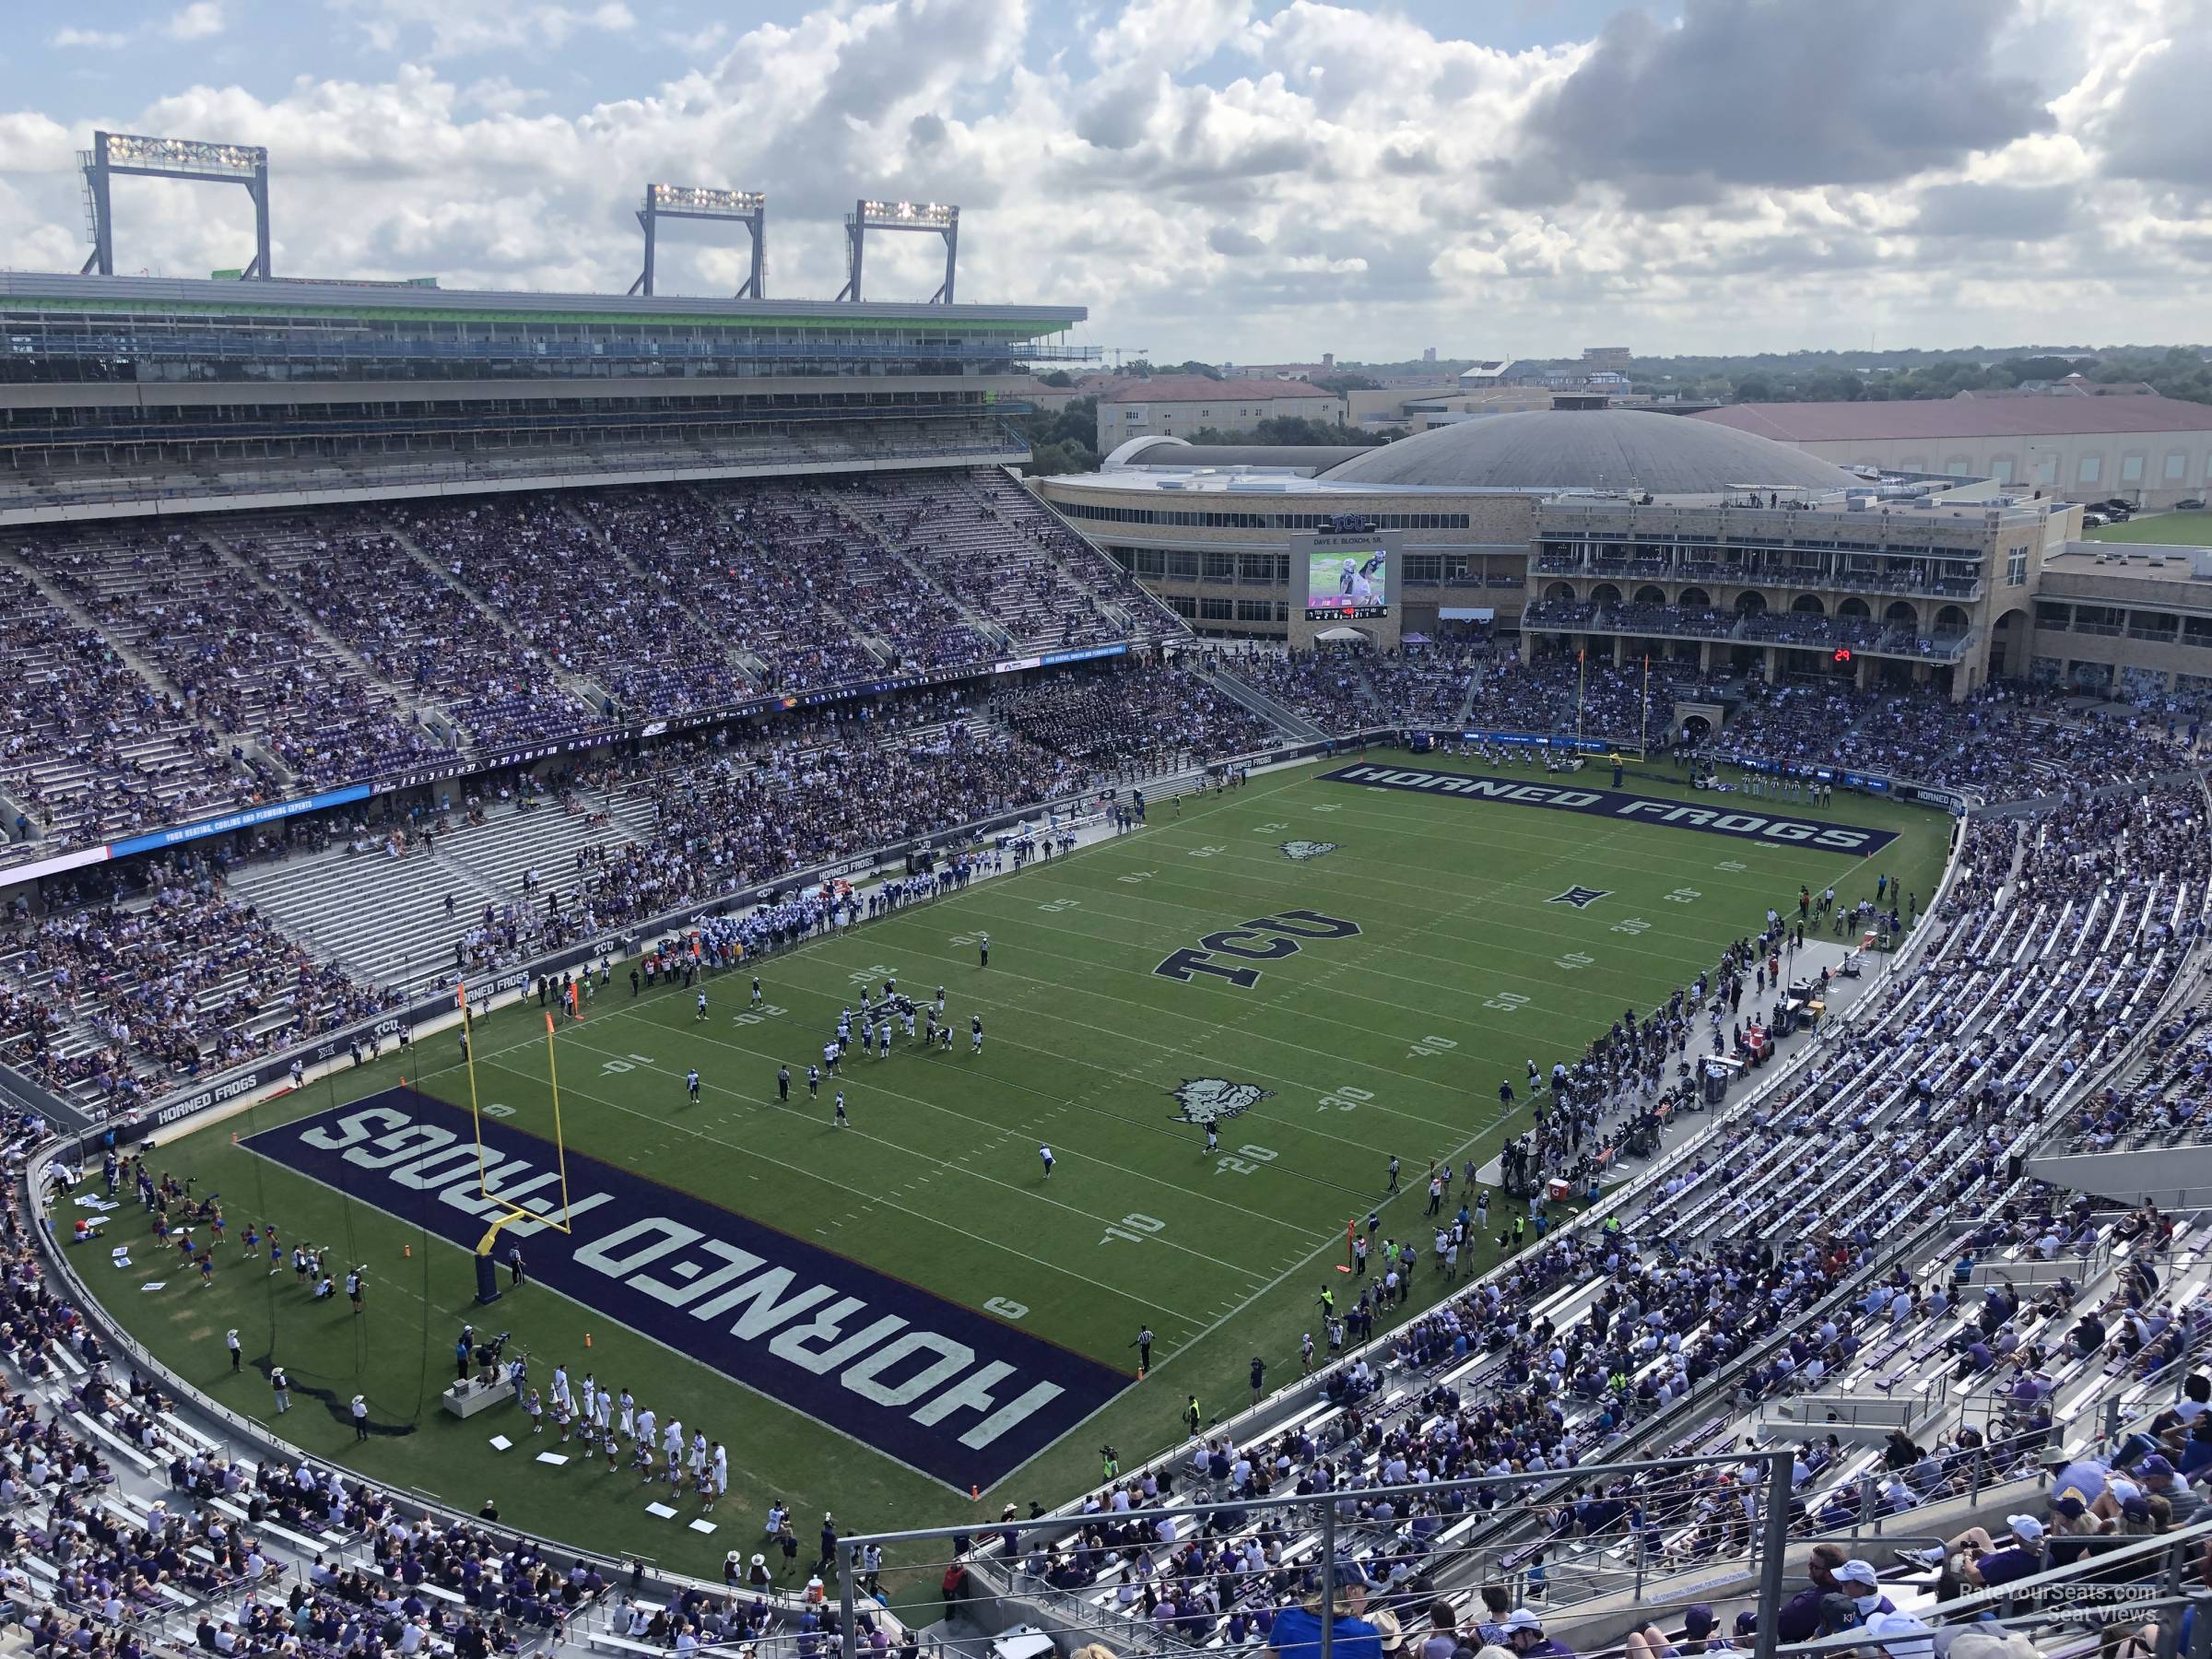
[{"xmin": 1306, "ymin": 548, "xmax": 1388, "ymax": 621}]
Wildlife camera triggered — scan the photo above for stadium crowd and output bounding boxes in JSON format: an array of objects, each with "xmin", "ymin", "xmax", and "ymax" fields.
[
  {"xmin": 0, "ymin": 691, "xmax": 2198, "ymax": 1656},
  {"xmin": 1206, "ymin": 640, "xmax": 2196, "ymax": 805},
  {"xmin": 999, "ymin": 665, "xmax": 1277, "ymax": 770},
  {"xmin": 231, "ymin": 513, "xmax": 575, "ymax": 755},
  {"xmin": 20, "ymin": 530, "xmax": 444, "ymax": 794},
  {"xmin": 0, "ymin": 1104, "xmax": 948, "ymax": 1659},
  {"xmin": 1, "ymin": 861, "xmax": 398, "ymax": 1112},
  {"xmin": 0, "ymin": 471, "xmax": 1176, "ymax": 873},
  {"xmin": 0, "ymin": 567, "xmax": 254, "ymax": 853},
  {"xmin": 992, "ymin": 780, "xmax": 2212, "ymax": 1654}
]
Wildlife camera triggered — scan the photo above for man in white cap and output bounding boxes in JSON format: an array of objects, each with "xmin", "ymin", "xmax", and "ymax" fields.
[
  {"xmin": 1502, "ymin": 1607, "xmax": 1576, "ymax": 1659},
  {"xmin": 1830, "ymin": 1560, "xmax": 1896, "ymax": 1623},
  {"xmin": 1895, "ymin": 1515, "xmax": 2043, "ymax": 1587}
]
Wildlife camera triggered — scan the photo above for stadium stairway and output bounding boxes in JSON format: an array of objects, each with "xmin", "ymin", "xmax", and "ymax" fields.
[
  {"xmin": 3, "ymin": 548, "xmax": 292, "ymax": 791},
  {"xmin": 1206, "ymin": 662, "xmax": 1330, "ymax": 742},
  {"xmin": 196, "ymin": 524, "xmax": 455, "ymax": 743},
  {"xmin": 382, "ymin": 522, "xmax": 615, "ymax": 727},
  {"xmin": 230, "ymin": 803, "xmax": 641, "ymax": 999}
]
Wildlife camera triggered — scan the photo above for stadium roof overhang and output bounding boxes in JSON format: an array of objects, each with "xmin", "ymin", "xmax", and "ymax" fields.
[{"xmin": 0, "ymin": 271, "xmax": 1086, "ymax": 334}]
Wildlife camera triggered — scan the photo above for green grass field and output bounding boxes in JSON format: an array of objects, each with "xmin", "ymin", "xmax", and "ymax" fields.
[
  {"xmin": 83, "ymin": 750, "xmax": 1948, "ymax": 1587},
  {"xmin": 2085, "ymin": 511, "xmax": 2212, "ymax": 546}
]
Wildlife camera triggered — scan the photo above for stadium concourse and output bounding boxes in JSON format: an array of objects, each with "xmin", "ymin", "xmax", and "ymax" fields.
[{"xmin": 960, "ymin": 783, "xmax": 2212, "ymax": 1659}]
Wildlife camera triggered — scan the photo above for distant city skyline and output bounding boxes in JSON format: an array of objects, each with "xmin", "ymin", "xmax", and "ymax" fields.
[{"xmin": 1, "ymin": 0, "xmax": 2206, "ymax": 361}]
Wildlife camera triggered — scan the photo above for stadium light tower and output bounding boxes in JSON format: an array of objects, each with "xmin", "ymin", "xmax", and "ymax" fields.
[
  {"xmin": 629, "ymin": 182, "xmax": 767, "ymax": 299},
  {"xmin": 78, "ymin": 130, "xmax": 271, "ymax": 278},
  {"xmin": 835, "ymin": 199, "xmax": 959, "ymax": 303}
]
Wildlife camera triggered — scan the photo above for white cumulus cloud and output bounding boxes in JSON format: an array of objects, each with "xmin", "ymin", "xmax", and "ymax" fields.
[{"xmin": 1, "ymin": 0, "xmax": 2207, "ymax": 359}]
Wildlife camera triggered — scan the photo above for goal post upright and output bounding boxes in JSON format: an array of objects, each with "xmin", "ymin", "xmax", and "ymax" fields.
[
  {"xmin": 542, "ymin": 1011, "xmax": 575, "ymax": 1236},
  {"xmin": 462, "ymin": 991, "xmax": 577, "ymax": 1244}
]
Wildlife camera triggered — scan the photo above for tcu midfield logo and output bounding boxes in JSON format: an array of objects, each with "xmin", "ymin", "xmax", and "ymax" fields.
[
  {"xmin": 1279, "ymin": 840, "xmax": 1338, "ymax": 861},
  {"xmin": 1152, "ymin": 909, "xmax": 1361, "ymax": 991}
]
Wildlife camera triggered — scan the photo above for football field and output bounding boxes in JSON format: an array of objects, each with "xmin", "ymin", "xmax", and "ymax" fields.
[{"xmin": 89, "ymin": 749, "xmax": 1950, "ymax": 1580}]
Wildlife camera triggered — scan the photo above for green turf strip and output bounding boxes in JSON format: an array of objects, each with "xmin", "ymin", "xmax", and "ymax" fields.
[{"xmin": 89, "ymin": 751, "xmax": 1948, "ymax": 1594}]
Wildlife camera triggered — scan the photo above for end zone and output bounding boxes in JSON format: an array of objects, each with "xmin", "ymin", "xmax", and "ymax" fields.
[
  {"xmin": 238, "ymin": 1087, "xmax": 1129, "ymax": 1491},
  {"xmin": 1321, "ymin": 764, "xmax": 1899, "ymax": 855}
]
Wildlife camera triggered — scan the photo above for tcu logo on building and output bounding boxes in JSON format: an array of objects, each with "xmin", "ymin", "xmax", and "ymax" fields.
[{"xmin": 1152, "ymin": 909, "xmax": 1362, "ymax": 991}]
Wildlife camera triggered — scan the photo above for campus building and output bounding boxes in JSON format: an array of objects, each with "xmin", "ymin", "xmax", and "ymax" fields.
[
  {"xmin": 1692, "ymin": 394, "xmax": 2212, "ymax": 511},
  {"xmin": 1034, "ymin": 406, "xmax": 2088, "ymax": 698},
  {"xmin": 1091, "ymin": 376, "xmax": 1347, "ymax": 452}
]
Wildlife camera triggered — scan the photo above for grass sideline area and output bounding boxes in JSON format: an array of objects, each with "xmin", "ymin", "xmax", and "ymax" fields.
[
  {"xmin": 2085, "ymin": 511, "xmax": 2212, "ymax": 547},
  {"xmin": 74, "ymin": 749, "xmax": 1950, "ymax": 1586}
]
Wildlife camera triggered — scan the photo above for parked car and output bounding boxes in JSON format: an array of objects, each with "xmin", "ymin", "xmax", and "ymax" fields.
[
  {"xmin": 2175, "ymin": 498, "xmax": 2206, "ymax": 510},
  {"xmin": 2083, "ymin": 512, "xmax": 2109, "ymax": 526}
]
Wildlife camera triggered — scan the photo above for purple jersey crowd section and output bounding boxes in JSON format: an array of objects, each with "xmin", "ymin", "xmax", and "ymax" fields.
[{"xmin": 240, "ymin": 1088, "xmax": 1129, "ymax": 1490}]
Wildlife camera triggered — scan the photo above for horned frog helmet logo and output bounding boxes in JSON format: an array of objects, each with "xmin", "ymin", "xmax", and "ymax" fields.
[
  {"xmin": 1279, "ymin": 840, "xmax": 1339, "ymax": 861},
  {"xmin": 1170, "ymin": 1077, "xmax": 1275, "ymax": 1124}
]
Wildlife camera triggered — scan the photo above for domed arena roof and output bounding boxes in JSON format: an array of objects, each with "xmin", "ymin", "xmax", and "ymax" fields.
[{"xmin": 1317, "ymin": 408, "xmax": 1865, "ymax": 495}]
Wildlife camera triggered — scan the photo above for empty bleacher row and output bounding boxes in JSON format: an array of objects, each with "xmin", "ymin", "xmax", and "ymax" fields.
[
  {"xmin": 0, "ymin": 469, "xmax": 1180, "ymax": 870},
  {"xmin": 988, "ymin": 784, "xmax": 2212, "ymax": 1652}
]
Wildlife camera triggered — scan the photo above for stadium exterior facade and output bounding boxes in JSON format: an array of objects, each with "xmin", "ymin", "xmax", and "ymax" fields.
[
  {"xmin": 0, "ymin": 271, "xmax": 1086, "ymax": 522},
  {"xmin": 1033, "ymin": 410, "xmax": 2081, "ymax": 698},
  {"xmin": 1693, "ymin": 391, "xmax": 2212, "ymax": 510}
]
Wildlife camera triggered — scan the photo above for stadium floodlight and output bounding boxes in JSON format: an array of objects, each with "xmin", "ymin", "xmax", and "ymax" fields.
[
  {"xmin": 836, "ymin": 197, "xmax": 959, "ymax": 303},
  {"xmin": 629, "ymin": 182, "xmax": 767, "ymax": 299},
  {"xmin": 78, "ymin": 129, "xmax": 272, "ymax": 278}
]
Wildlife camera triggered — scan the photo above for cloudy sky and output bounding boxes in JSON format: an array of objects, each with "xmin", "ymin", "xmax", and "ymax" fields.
[{"xmin": 2, "ymin": 0, "xmax": 2207, "ymax": 363}]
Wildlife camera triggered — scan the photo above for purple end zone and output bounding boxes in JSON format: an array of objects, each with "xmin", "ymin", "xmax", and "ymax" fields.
[
  {"xmin": 238, "ymin": 1087, "xmax": 1129, "ymax": 1491},
  {"xmin": 1321, "ymin": 764, "xmax": 1900, "ymax": 856}
]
